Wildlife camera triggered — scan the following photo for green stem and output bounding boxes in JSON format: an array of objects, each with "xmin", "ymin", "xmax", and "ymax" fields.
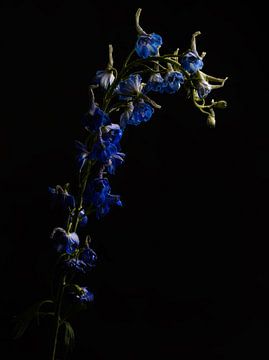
[
  {"xmin": 50, "ymin": 163, "xmax": 93, "ymax": 358},
  {"xmin": 102, "ymin": 53, "xmax": 190, "ymax": 113},
  {"xmin": 71, "ymin": 160, "xmax": 92, "ymax": 233},
  {"xmin": 125, "ymin": 55, "xmax": 190, "ymax": 77},
  {"xmin": 51, "ymin": 275, "xmax": 66, "ymax": 360}
]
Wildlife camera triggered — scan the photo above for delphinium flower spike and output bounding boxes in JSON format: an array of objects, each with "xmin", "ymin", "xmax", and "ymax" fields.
[{"xmin": 13, "ymin": 8, "xmax": 228, "ymax": 360}]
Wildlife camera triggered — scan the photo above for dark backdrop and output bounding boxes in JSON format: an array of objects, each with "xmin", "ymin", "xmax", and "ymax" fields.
[{"xmin": 0, "ymin": 1, "xmax": 266, "ymax": 359}]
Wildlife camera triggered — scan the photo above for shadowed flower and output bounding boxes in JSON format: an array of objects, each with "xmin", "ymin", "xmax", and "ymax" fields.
[
  {"xmin": 48, "ymin": 185, "xmax": 75, "ymax": 210},
  {"xmin": 106, "ymin": 152, "xmax": 125, "ymax": 175},
  {"xmin": 80, "ymin": 247, "xmax": 97, "ymax": 268},
  {"xmin": 76, "ymin": 287, "xmax": 94, "ymax": 303},
  {"xmin": 162, "ymin": 71, "xmax": 184, "ymax": 94},
  {"xmin": 69, "ymin": 286, "xmax": 94, "ymax": 303},
  {"xmin": 144, "ymin": 73, "xmax": 164, "ymax": 93},
  {"xmin": 100, "ymin": 124, "xmax": 125, "ymax": 173},
  {"xmin": 98, "ymin": 193, "xmax": 122, "ymax": 218},
  {"xmin": 128, "ymin": 100, "xmax": 154, "ymax": 126},
  {"xmin": 75, "ymin": 141, "xmax": 91, "ymax": 172},
  {"xmin": 196, "ymin": 78, "xmax": 212, "ymax": 99},
  {"xmin": 82, "ymin": 106, "xmax": 110, "ymax": 132},
  {"xmin": 102, "ymin": 124, "xmax": 123, "ymax": 146},
  {"xmin": 87, "ymin": 178, "xmax": 110, "ymax": 206},
  {"xmin": 120, "ymin": 100, "xmax": 154, "ymax": 128},
  {"xmin": 65, "ymin": 259, "xmax": 88, "ymax": 273},
  {"xmin": 85, "ymin": 178, "xmax": 122, "ymax": 219},
  {"xmin": 78, "ymin": 209, "xmax": 88, "ymax": 227},
  {"xmin": 90, "ymin": 140, "xmax": 118, "ymax": 163},
  {"xmin": 65, "ymin": 247, "xmax": 97, "ymax": 273},
  {"xmin": 51, "ymin": 227, "xmax": 80, "ymax": 255}
]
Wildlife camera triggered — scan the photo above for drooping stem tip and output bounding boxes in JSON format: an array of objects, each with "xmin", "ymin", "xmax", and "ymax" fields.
[
  {"xmin": 191, "ymin": 31, "xmax": 201, "ymax": 54},
  {"xmin": 107, "ymin": 44, "xmax": 114, "ymax": 69},
  {"xmin": 135, "ymin": 8, "xmax": 147, "ymax": 35}
]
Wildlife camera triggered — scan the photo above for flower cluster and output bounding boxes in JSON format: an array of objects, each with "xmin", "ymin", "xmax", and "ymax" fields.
[{"xmin": 14, "ymin": 8, "xmax": 228, "ymax": 359}]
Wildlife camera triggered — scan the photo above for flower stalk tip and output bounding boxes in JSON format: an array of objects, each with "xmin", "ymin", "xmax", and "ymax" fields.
[
  {"xmin": 107, "ymin": 44, "xmax": 114, "ymax": 69},
  {"xmin": 135, "ymin": 8, "xmax": 147, "ymax": 35},
  {"xmin": 191, "ymin": 31, "xmax": 201, "ymax": 54}
]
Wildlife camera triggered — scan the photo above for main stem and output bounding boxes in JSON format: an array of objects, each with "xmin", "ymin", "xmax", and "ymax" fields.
[
  {"xmin": 50, "ymin": 160, "xmax": 93, "ymax": 359},
  {"xmin": 51, "ymin": 275, "xmax": 66, "ymax": 360}
]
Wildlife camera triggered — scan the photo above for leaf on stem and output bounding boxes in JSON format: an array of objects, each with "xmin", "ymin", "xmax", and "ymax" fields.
[
  {"xmin": 61, "ymin": 320, "xmax": 75, "ymax": 352},
  {"xmin": 13, "ymin": 299, "xmax": 54, "ymax": 339}
]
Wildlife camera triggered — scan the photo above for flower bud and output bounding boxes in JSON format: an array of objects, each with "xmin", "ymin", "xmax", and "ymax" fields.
[
  {"xmin": 214, "ymin": 100, "xmax": 227, "ymax": 109},
  {"xmin": 207, "ymin": 112, "xmax": 216, "ymax": 127}
]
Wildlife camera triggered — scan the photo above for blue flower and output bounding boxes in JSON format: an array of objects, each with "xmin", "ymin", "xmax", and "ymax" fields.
[
  {"xmin": 64, "ymin": 246, "xmax": 97, "ymax": 273},
  {"xmin": 128, "ymin": 100, "xmax": 154, "ymax": 126},
  {"xmin": 162, "ymin": 71, "xmax": 184, "ymax": 94},
  {"xmin": 135, "ymin": 33, "xmax": 163, "ymax": 59},
  {"xmin": 106, "ymin": 152, "xmax": 125, "ymax": 175},
  {"xmin": 75, "ymin": 141, "xmax": 90, "ymax": 172},
  {"xmin": 80, "ymin": 247, "xmax": 97, "ymax": 268},
  {"xmin": 93, "ymin": 69, "xmax": 115, "ymax": 89},
  {"xmin": 82, "ymin": 106, "xmax": 110, "ymax": 132},
  {"xmin": 180, "ymin": 51, "xmax": 204, "ymax": 74},
  {"xmin": 144, "ymin": 73, "xmax": 164, "ymax": 93},
  {"xmin": 116, "ymin": 74, "xmax": 143, "ymax": 97},
  {"xmin": 48, "ymin": 186, "xmax": 75, "ymax": 210},
  {"xmin": 86, "ymin": 178, "xmax": 111, "ymax": 207},
  {"xmin": 65, "ymin": 259, "xmax": 88, "ymax": 273},
  {"xmin": 101, "ymin": 124, "xmax": 125, "ymax": 173},
  {"xmin": 85, "ymin": 178, "xmax": 122, "ymax": 219},
  {"xmin": 76, "ymin": 287, "xmax": 94, "ymax": 303},
  {"xmin": 51, "ymin": 227, "xmax": 80, "ymax": 255},
  {"xmin": 98, "ymin": 194, "xmax": 122, "ymax": 218},
  {"xmin": 102, "ymin": 124, "xmax": 123, "ymax": 146},
  {"xmin": 78, "ymin": 209, "xmax": 88, "ymax": 227},
  {"xmin": 196, "ymin": 79, "xmax": 212, "ymax": 99},
  {"xmin": 90, "ymin": 140, "xmax": 118, "ymax": 163}
]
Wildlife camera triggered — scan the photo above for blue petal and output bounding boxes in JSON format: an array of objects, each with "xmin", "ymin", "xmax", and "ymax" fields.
[{"xmin": 135, "ymin": 33, "xmax": 163, "ymax": 59}]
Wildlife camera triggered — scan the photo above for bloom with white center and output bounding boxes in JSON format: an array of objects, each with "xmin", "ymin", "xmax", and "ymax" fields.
[
  {"xmin": 196, "ymin": 79, "xmax": 212, "ymax": 99},
  {"xmin": 162, "ymin": 71, "xmax": 184, "ymax": 94},
  {"xmin": 94, "ymin": 69, "xmax": 115, "ymax": 90},
  {"xmin": 51, "ymin": 227, "xmax": 80, "ymax": 255},
  {"xmin": 135, "ymin": 33, "xmax": 163, "ymax": 59},
  {"xmin": 180, "ymin": 51, "xmax": 204, "ymax": 74},
  {"xmin": 116, "ymin": 74, "xmax": 143, "ymax": 97}
]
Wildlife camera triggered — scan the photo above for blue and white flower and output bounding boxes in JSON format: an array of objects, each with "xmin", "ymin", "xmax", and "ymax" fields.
[
  {"xmin": 180, "ymin": 51, "xmax": 204, "ymax": 74},
  {"xmin": 51, "ymin": 227, "xmax": 80, "ymax": 255},
  {"xmin": 162, "ymin": 71, "xmax": 184, "ymax": 94},
  {"xmin": 116, "ymin": 74, "xmax": 143, "ymax": 98},
  {"xmin": 144, "ymin": 73, "xmax": 164, "ymax": 93},
  {"xmin": 135, "ymin": 33, "xmax": 163, "ymax": 59},
  {"xmin": 94, "ymin": 69, "xmax": 115, "ymax": 90}
]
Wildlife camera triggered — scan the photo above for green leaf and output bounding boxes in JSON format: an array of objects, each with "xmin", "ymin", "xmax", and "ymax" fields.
[
  {"xmin": 61, "ymin": 320, "xmax": 75, "ymax": 352},
  {"xmin": 13, "ymin": 299, "xmax": 54, "ymax": 339}
]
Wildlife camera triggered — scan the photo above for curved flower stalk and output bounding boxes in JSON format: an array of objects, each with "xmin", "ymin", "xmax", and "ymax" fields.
[{"xmin": 13, "ymin": 8, "xmax": 228, "ymax": 359}]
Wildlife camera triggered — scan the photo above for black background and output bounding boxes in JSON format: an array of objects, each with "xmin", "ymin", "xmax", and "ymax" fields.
[{"xmin": 0, "ymin": 0, "xmax": 266, "ymax": 359}]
